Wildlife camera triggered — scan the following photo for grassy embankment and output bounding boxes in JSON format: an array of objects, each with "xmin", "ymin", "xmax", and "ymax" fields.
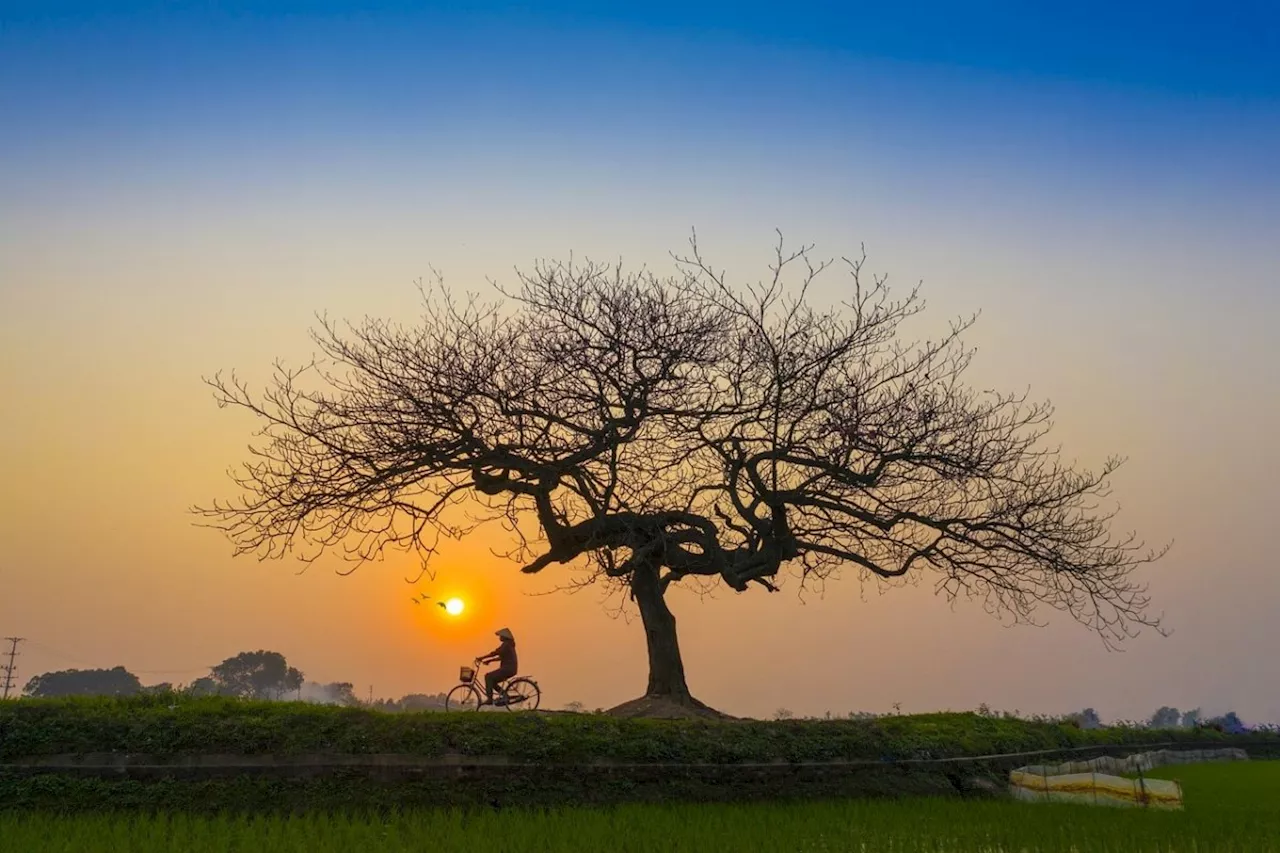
[{"xmin": 2, "ymin": 695, "xmax": 1276, "ymax": 814}]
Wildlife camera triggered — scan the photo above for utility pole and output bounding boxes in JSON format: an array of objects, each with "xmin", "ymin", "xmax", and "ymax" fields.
[{"xmin": 1, "ymin": 637, "xmax": 25, "ymax": 700}]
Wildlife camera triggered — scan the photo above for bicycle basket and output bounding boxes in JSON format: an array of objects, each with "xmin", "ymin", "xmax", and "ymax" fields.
[{"xmin": 459, "ymin": 666, "xmax": 475, "ymax": 683}]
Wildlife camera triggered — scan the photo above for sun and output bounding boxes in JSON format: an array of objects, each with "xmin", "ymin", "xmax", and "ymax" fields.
[{"xmin": 443, "ymin": 597, "xmax": 465, "ymax": 616}]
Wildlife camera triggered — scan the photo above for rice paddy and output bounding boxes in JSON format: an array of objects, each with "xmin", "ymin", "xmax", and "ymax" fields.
[{"xmin": 3, "ymin": 760, "xmax": 1276, "ymax": 852}]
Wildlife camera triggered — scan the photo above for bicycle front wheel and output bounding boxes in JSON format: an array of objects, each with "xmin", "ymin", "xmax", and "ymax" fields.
[
  {"xmin": 445, "ymin": 683, "xmax": 482, "ymax": 711},
  {"xmin": 503, "ymin": 677, "xmax": 541, "ymax": 711}
]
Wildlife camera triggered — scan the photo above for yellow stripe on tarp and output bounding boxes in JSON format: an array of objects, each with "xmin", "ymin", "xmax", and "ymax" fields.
[{"xmin": 1010, "ymin": 770, "xmax": 1181, "ymax": 801}]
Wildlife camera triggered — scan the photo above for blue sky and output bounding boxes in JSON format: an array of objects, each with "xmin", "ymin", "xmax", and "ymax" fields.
[
  {"xmin": 4, "ymin": 0, "xmax": 1278, "ymax": 98},
  {"xmin": 4, "ymin": 0, "xmax": 1277, "ymax": 237}
]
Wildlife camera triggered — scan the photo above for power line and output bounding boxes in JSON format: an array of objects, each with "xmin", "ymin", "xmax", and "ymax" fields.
[{"xmin": 2, "ymin": 637, "xmax": 24, "ymax": 700}]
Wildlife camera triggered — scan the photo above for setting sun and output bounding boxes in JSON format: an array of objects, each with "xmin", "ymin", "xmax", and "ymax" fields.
[{"xmin": 443, "ymin": 597, "xmax": 465, "ymax": 616}]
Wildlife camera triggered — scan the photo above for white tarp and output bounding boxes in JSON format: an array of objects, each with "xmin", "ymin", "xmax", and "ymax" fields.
[{"xmin": 1008, "ymin": 747, "xmax": 1248, "ymax": 809}]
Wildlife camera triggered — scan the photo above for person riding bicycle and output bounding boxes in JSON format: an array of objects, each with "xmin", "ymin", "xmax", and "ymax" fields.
[{"xmin": 477, "ymin": 627, "xmax": 518, "ymax": 705}]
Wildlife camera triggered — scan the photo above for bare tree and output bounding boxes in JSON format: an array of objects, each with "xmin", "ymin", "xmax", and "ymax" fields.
[{"xmin": 195, "ymin": 233, "xmax": 1165, "ymax": 716}]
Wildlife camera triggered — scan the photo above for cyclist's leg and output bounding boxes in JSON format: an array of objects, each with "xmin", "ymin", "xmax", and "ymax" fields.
[
  {"xmin": 488, "ymin": 667, "xmax": 515, "ymax": 703},
  {"xmin": 483, "ymin": 669, "xmax": 499, "ymax": 703}
]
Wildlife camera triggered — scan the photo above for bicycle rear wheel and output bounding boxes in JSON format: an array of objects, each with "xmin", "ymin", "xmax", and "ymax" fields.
[
  {"xmin": 445, "ymin": 683, "xmax": 482, "ymax": 711},
  {"xmin": 503, "ymin": 677, "xmax": 541, "ymax": 711}
]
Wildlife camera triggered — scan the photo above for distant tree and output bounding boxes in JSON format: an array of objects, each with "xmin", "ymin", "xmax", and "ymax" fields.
[
  {"xmin": 1221, "ymin": 711, "xmax": 1247, "ymax": 733},
  {"xmin": 296, "ymin": 681, "xmax": 359, "ymax": 706},
  {"xmin": 197, "ymin": 234, "xmax": 1166, "ymax": 715},
  {"xmin": 187, "ymin": 676, "xmax": 220, "ymax": 697},
  {"xmin": 563, "ymin": 700, "xmax": 586, "ymax": 713},
  {"xmin": 1205, "ymin": 711, "xmax": 1247, "ymax": 734},
  {"xmin": 209, "ymin": 650, "xmax": 303, "ymax": 700},
  {"xmin": 23, "ymin": 667, "xmax": 142, "ymax": 698},
  {"xmin": 1148, "ymin": 706, "xmax": 1181, "ymax": 729},
  {"xmin": 324, "ymin": 682, "xmax": 358, "ymax": 706},
  {"xmin": 1180, "ymin": 708, "xmax": 1202, "ymax": 729},
  {"xmin": 142, "ymin": 682, "xmax": 176, "ymax": 695},
  {"xmin": 1069, "ymin": 708, "xmax": 1103, "ymax": 729},
  {"xmin": 773, "ymin": 707, "xmax": 795, "ymax": 721},
  {"xmin": 399, "ymin": 692, "xmax": 448, "ymax": 711}
]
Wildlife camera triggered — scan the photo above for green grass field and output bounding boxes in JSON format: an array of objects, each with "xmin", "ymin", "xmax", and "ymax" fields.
[{"xmin": 3, "ymin": 760, "xmax": 1276, "ymax": 852}]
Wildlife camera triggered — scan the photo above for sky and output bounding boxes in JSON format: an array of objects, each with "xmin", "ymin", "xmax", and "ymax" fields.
[{"xmin": 2, "ymin": 1, "xmax": 1278, "ymax": 722}]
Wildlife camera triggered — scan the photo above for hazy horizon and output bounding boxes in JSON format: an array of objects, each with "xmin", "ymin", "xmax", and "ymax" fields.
[{"xmin": 3, "ymin": 1, "xmax": 1278, "ymax": 723}]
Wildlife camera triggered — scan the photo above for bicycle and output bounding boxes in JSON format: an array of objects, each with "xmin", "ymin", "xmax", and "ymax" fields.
[{"xmin": 445, "ymin": 658, "xmax": 541, "ymax": 712}]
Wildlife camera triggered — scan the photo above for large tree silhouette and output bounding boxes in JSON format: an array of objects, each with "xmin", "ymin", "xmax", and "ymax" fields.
[
  {"xmin": 209, "ymin": 650, "xmax": 304, "ymax": 700},
  {"xmin": 197, "ymin": 234, "xmax": 1164, "ymax": 715}
]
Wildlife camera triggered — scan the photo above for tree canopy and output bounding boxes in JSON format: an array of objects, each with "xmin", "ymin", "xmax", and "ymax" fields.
[
  {"xmin": 198, "ymin": 234, "xmax": 1164, "ymax": 714},
  {"xmin": 208, "ymin": 650, "xmax": 304, "ymax": 700},
  {"xmin": 23, "ymin": 666, "xmax": 142, "ymax": 698}
]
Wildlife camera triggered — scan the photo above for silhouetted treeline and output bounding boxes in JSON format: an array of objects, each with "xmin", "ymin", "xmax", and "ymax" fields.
[
  {"xmin": 14, "ymin": 658, "xmax": 1275, "ymax": 729},
  {"xmin": 21, "ymin": 650, "xmax": 414, "ymax": 709},
  {"xmin": 22, "ymin": 666, "xmax": 143, "ymax": 698},
  {"xmin": 1141, "ymin": 706, "xmax": 1250, "ymax": 734},
  {"xmin": 367, "ymin": 692, "xmax": 450, "ymax": 712}
]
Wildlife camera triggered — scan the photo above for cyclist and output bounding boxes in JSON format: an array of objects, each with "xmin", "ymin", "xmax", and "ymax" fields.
[{"xmin": 477, "ymin": 627, "xmax": 518, "ymax": 705}]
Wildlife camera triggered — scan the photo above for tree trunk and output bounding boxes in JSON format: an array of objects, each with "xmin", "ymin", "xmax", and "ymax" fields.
[{"xmin": 630, "ymin": 560, "xmax": 692, "ymax": 702}]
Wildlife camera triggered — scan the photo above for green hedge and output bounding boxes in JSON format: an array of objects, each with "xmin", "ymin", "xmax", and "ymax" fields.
[
  {"xmin": 1, "ymin": 764, "xmax": 1000, "ymax": 813},
  {"xmin": 3, "ymin": 696, "xmax": 1276, "ymax": 764}
]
